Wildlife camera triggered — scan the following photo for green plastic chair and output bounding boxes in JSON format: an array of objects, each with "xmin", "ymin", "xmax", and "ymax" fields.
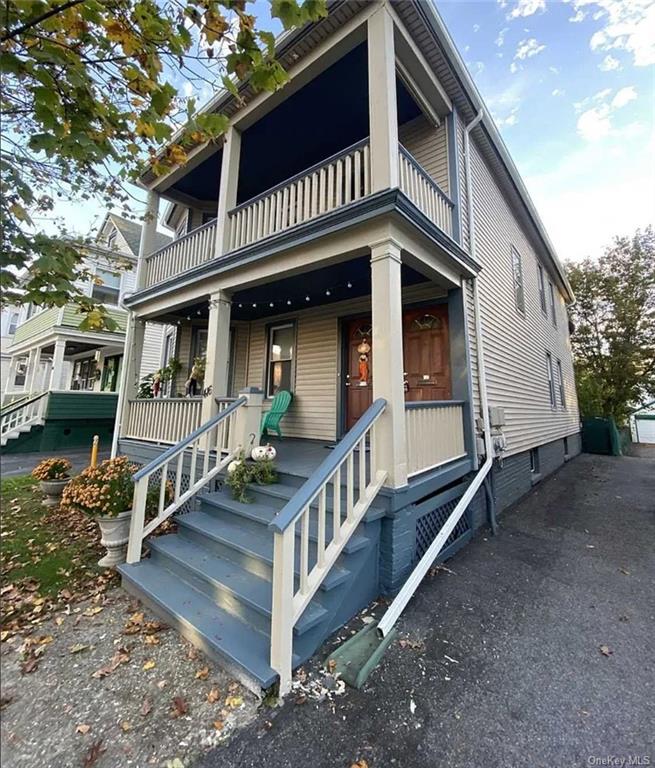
[{"xmin": 261, "ymin": 390, "xmax": 293, "ymax": 439}]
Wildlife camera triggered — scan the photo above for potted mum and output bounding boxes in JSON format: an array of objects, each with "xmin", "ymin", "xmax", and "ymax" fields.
[
  {"xmin": 31, "ymin": 457, "xmax": 73, "ymax": 507},
  {"xmin": 62, "ymin": 456, "xmax": 137, "ymax": 567}
]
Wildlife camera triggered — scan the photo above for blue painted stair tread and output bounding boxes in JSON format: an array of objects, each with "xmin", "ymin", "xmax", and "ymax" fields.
[
  {"xmin": 149, "ymin": 534, "xmax": 328, "ymax": 635},
  {"xmin": 118, "ymin": 559, "xmax": 291, "ymax": 689},
  {"xmin": 200, "ymin": 493, "xmax": 370, "ymax": 554},
  {"xmin": 177, "ymin": 510, "xmax": 352, "ymax": 590}
]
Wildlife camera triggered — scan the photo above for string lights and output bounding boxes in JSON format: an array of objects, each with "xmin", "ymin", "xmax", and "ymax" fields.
[{"xmin": 226, "ymin": 278, "xmax": 356, "ymax": 314}]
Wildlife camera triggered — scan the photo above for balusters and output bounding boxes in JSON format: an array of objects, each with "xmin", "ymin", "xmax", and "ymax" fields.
[
  {"xmin": 317, "ymin": 486, "xmax": 326, "ymax": 567},
  {"xmin": 299, "ymin": 508, "xmax": 309, "ymax": 595},
  {"xmin": 332, "ymin": 467, "xmax": 341, "ymax": 544}
]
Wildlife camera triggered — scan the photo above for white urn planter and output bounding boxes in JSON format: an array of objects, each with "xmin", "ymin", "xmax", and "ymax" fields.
[
  {"xmin": 96, "ymin": 510, "xmax": 132, "ymax": 568},
  {"xmin": 39, "ymin": 478, "xmax": 70, "ymax": 508}
]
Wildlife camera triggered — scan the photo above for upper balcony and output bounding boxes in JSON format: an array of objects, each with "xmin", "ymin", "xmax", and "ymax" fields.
[
  {"xmin": 10, "ymin": 304, "xmax": 127, "ymax": 348},
  {"xmin": 134, "ymin": 9, "xmax": 464, "ymax": 302}
]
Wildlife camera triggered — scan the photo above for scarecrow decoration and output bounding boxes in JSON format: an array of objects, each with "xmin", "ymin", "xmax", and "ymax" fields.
[{"xmin": 357, "ymin": 337, "xmax": 371, "ymax": 386}]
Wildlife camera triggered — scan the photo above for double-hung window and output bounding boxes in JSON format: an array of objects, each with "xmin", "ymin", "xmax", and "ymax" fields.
[
  {"xmin": 511, "ymin": 247, "xmax": 525, "ymax": 314},
  {"xmin": 537, "ymin": 264, "xmax": 547, "ymax": 315},
  {"xmin": 266, "ymin": 322, "xmax": 295, "ymax": 398},
  {"xmin": 546, "ymin": 352, "xmax": 556, "ymax": 408},
  {"xmin": 549, "ymin": 282, "xmax": 557, "ymax": 327},
  {"xmin": 92, "ymin": 268, "xmax": 120, "ymax": 305},
  {"xmin": 556, "ymin": 359, "xmax": 566, "ymax": 407}
]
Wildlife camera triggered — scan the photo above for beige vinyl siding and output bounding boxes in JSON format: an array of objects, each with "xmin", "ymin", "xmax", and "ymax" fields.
[
  {"xmin": 230, "ymin": 322, "xmax": 249, "ymax": 396},
  {"xmin": 398, "ymin": 115, "xmax": 449, "ymax": 195},
  {"xmin": 244, "ymin": 283, "xmax": 446, "ymax": 442},
  {"xmin": 139, "ymin": 323, "xmax": 165, "ymax": 379},
  {"xmin": 466, "ymin": 137, "xmax": 579, "ymax": 456}
]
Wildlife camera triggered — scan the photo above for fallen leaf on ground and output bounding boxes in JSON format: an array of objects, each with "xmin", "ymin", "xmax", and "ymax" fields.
[
  {"xmin": 351, "ymin": 761, "xmax": 369, "ymax": 768},
  {"xmin": 143, "ymin": 659, "xmax": 156, "ymax": 671},
  {"xmin": 144, "ymin": 635, "xmax": 160, "ymax": 646},
  {"xmin": 83, "ymin": 740, "xmax": 106, "ymax": 768},
  {"xmin": 1, "ymin": 696, "xmax": 14, "ymax": 710},
  {"xmin": 327, "ymin": 659, "xmax": 337, "ymax": 673},
  {"xmin": 618, "ymin": 568, "xmax": 630, "ymax": 575},
  {"xmin": 195, "ymin": 666, "xmax": 209, "ymax": 680},
  {"xmin": 21, "ymin": 657, "xmax": 39, "ymax": 674},
  {"xmin": 140, "ymin": 697, "xmax": 152, "ymax": 717},
  {"xmin": 225, "ymin": 695, "xmax": 243, "ymax": 709},
  {"xmin": 83, "ymin": 606, "xmax": 103, "ymax": 617},
  {"xmin": 186, "ymin": 646, "xmax": 199, "ymax": 661},
  {"xmin": 207, "ymin": 688, "xmax": 220, "ymax": 703},
  {"xmin": 120, "ymin": 720, "xmax": 132, "ymax": 732},
  {"xmin": 70, "ymin": 643, "xmax": 90, "ymax": 654},
  {"xmin": 599, "ymin": 645, "xmax": 613, "ymax": 657},
  {"xmin": 213, "ymin": 720, "xmax": 224, "ymax": 731},
  {"xmin": 171, "ymin": 697, "xmax": 188, "ymax": 718},
  {"xmin": 92, "ymin": 648, "xmax": 130, "ymax": 678},
  {"xmin": 76, "ymin": 724, "xmax": 91, "ymax": 735}
]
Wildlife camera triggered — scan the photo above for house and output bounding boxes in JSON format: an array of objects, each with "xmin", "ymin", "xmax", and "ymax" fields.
[
  {"xmin": 1, "ymin": 214, "xmax": 173, "ymax": 452},
  {"xmin": 630, "ymin": 400, "xmax": 655, "ymax": 444},
  {"xmin": 113, "ymin": 0, "xmax": 581, "ymax": 696}
]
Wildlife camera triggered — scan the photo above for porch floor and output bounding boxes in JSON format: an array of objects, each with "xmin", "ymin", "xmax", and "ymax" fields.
[{"xmin": 263, "ymin": 437, "xmax": 337, "ymax": 479}]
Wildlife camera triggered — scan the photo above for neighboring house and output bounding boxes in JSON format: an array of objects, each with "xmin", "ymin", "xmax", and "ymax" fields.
[
  {"xmin": 630, "ymin": 400, "xmax": 655, "ymax": 444},
  {"xmin": 0, "ymin": 304, "xmax": 22, "ymax": 393},
  {"xmin": 113, "ymin": 1, "xmax": 581, "ymax": 696},
  {"xmin": 1, "ymin": 214, "xmax": 173, "ymax": 452}
]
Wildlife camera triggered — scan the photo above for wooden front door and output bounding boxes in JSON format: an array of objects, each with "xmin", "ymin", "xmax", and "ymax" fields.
[
  {"xmin": 344, "ymin": 317, "xmax": 374, "ymax": 431},
  {"xmin": 402, "ymin": 306, "xmax": 451, "ymax": 401},
  {"xmin": 343, "ymin": 306, "xmax": 451, "ymax": 430}
]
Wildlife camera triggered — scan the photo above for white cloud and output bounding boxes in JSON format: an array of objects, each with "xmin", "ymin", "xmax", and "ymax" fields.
[
  {"xmin": 496, "ymin": 27, "xmax": 510, "ymax": 46},
  {"xmin": 494, "ymin": 106, "xmax": 520, "ymax": 128},
  {"xmin": 473, "ymin": 23, "xmax": 480, "ymax": 32},
  {"xmin": 552, "ymin": 88, "xmax": 565, "ymax": 96},
  {"xmin": 598, "ymin": 54, "xmax": 621, "ymax": 70},
  {"xmin": 507, "ymin": 0, "xmax": 546, "ymax": 20},
  {"xmin": 549, "ymin": 65, "xmax": 561, "ymax": 74},
  {"xmin": 515, "ymin": 37, "xmax": 547, "ymax": 60},
  {"xmin": 569, "ymin": 9, "xmax": 586, "ymax": 22},
  {"xmin": 611, "ymin": 85, "xmax": 637, "ymax": 108},
  {"xmin": 577, "ymin": 106, "xmax": 612, "ymax": 141},
  {"xmin": 569, "ymin": 0, "xmax": 655, "ymax": 67}
]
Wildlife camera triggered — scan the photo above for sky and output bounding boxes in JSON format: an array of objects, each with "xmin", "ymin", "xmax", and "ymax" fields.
[{"xmin": 64, "ymin": 0, "xmax": 654, "ymax": 265}]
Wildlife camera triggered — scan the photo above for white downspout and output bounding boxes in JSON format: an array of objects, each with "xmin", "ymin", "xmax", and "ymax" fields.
[{"xmin": 377, "ymin": 109, "xmax": 494, "ymax": 638}]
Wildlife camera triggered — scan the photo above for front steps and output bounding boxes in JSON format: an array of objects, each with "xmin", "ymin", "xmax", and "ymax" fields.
[
  {"xmin": 118, "ymin": 470, "xmax": 385, "ymax": 694},
  {"xmin": 0, "ymin": 418, "xmax": 44, "ymax": 447}
]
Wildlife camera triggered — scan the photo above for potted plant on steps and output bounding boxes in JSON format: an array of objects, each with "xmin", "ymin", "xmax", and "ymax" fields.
[{"xmin": 31, "ymin": 457, "xmax": 73, "ymax": 507}]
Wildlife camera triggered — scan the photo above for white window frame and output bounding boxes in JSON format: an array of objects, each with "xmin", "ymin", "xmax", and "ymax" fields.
[
  {"xmin": 511, "ymin": 246, "xmax": 525, "ymax": 314},
  {"xmin": 546, "ymin": 352, "xmax": 556, "ymax": 408},
  {"xmin": 537, "ymin": 263, "xmax": 547, "ymax": 315},
  {"xmin": 265, "ymin": 321, "xmax": 296, "ymax": 399},
  {"xmin": 556, "ymin": 359, "xmax": 566, "ymax": 407},
  {"xmin": 549, "ymin": 281, "xmax": 557, "ymax": 327},
  {"xmin": 91, "ymin": 266, "xmax": 121, "ymax": 306}
]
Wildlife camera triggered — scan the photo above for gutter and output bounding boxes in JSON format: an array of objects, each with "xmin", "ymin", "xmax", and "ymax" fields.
[{"xmin": 377, "ymin": 109, "xmax": 497, "ymax": 638}]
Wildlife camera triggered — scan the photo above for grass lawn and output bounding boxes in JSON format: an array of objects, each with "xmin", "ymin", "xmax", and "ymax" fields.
[{"xmin": 1, "ymin": 475, "xmax": 117, "ymax": 634}]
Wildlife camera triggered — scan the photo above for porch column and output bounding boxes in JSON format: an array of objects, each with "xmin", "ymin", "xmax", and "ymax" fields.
[
  {"xmin": 367, "ymin": 5, "xmax": 399, "ymax": 192},
  {"xmin": 136, "ymin": 190, "xmax": 160, "ymax": 290},
  {"xmin": 26, "ymin": 347, "xmax": 42, "ymax": 393},
  {"xmin": 93, "ymin": 349, "xmax": 105, "ymax": 391},
  {"xmin": 201, "ymin": 290, "xmax": 232, "ymax": 424},
  {"xmin": 49, "ymin": 339, "xmax": 67, "ymax": 390},
  {"xmin": 4, "ymin": 356, "xmax": 19, "ymax": 394},
  {"xmin": 370, "ymin": 238, "xmax": 408, "ymax": 488},
  {"xmin": 111, "ymin": 314, "xmax": 145, "ymax": 457},
  {"xmin": 215, "ymin": 126, "xmax": 241, "ymax": 256}
]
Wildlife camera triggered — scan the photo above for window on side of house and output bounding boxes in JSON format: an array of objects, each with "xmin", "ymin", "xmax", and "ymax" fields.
[
  {"xmin": 92, "ymin": 267, "xmax": 121, "ymax": 305},
  {"xmin": 71, "ymin": 357, "xmax": 97, "ymax": 391},
  {"xmin": 537, "ymin": 263, "xmax": 547, "ymax": 315},
  {"xmin": 530, "ymin": 447, "xmax": 540, "ymax": 474},
  {"xmin": 175, "ymin": 210, "xmax": 189, "ymax": 239},
  {"xmin": 266, "ymin": 322, "xmax": 295, "ymax": 398},
  {"xmin": 7, "ymin": 311, "xmax": 19, "ymax": 335},
  {"xmin": 556, "ymin": 359, "xmax": 566, "ymax": 407},
  {"xmin": 549, "ymin": 281, "xmax": 557, "ymax": 327},
  {"xmin": 511, "ymin": 247, "xmax": 525, "ymax": 314},
  {"xmin": 546, "ymin": 352, "xmax": 556, "ymax": 408}
]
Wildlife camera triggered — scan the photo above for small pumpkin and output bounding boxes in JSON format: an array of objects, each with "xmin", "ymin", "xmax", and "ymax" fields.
[
  {"xmin": 252, "ymin": 444, "xmax": 276, "ymax": 462},
  {"xmin": 227, "ymin": 460, "xmax": 243, "ymax": 475}
]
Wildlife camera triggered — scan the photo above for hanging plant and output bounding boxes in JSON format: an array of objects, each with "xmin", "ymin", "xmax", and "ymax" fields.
[{"xmin": 225, "ymin": 453, "xmax": 277, "ymax": 503}]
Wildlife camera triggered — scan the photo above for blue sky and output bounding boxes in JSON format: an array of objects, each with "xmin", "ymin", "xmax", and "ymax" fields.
[
  {"xmin": 65, "ymin": 0, "xmax": 654, "ymax": 265},
  {"xmin": 438, "ymin": 0, "xmax": 655, "ymax": 262}
]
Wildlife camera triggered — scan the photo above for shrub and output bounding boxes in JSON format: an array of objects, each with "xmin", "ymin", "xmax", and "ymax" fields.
[
  {"xmin": 31, "ymin": 457, "xmax": 72, "ymax": 482},
  {"xmin": 62, "ymin": 456, "xmax": 136, "ymax": 518},
  {"xmin": 226, "ymin": 456, "xmax": 277, "ymax": 503}
]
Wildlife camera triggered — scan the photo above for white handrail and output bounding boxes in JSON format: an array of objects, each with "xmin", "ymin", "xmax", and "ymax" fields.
[
  {"xmin": 269, "ymin": 399, "xmax": 388, "ymax": 696},
  {"xmin": 143, "ymin": 219, "xmax": 217, "ymax": 288},
  {"xmin": 398, "ymin": 144, "xmax": 454, "ymax": 237},
  {"xmin": 228, "ymin": 139, "xmax": 371, "ymax": 250},
  {"xmin": 0, "ymin": 392, "xmax": 48, "ymax": 442},
  {"xmin": 126, "ymin": 396, "xmax": 246, "ymax": 563}
]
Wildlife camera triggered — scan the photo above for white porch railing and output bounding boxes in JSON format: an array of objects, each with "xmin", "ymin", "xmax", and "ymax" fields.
[
  {"xmin": 143, "ymin": 219, "xmax": 217, "ymax": 288},
  {"xmin": 269, "ymin": 398, "xmax": 387, "ymax": 696},
  {"xmin": 123, "ymin": 398, "xmax": 203, "ymax": 444},
  {"xmin": 398, "ymin": 144, "xmax": 454, "ymax": 238},
  {"xmin": 126, "ymin": 396, "xmax": 246, "ymax": 563},
  {"xmin": 228, "ymin": 139, "xmax": 371, "ymax": 251},
  {"xmin": 405, "ymin": 401, "xmax": 466, "ymax": 477},
  {"xmin": 0, "ymin": 392, "xmax": 48, "ymax": 445}
]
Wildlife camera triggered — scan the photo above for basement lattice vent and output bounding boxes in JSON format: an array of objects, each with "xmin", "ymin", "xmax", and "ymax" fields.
[{"xmin": 414, "ymin": 498, "xmax": 471, "ymax": 563}]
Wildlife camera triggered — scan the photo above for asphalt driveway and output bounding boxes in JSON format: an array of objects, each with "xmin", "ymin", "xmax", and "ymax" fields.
[{"xmin": 200, "ymin": 452, "xmax": 655, "ymax": 768}]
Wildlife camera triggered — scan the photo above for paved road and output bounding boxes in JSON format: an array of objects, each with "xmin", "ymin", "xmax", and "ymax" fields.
[
  {"xmin": 0, "ymin": 449, "xmax": 111, "ymax": 477},
  {"xmin": 200, "ymin": 453, "xmax": 655, "ymax": 768}
]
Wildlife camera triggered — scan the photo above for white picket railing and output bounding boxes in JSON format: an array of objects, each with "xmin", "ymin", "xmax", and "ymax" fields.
[
  {"xmin": 228, "ymin": 139, "xmax": 371, "ymax": 251},
  {"xmin": 143, "ymin": 219, "xmax": 217, "ymax": 288},
  {"xmin": 405, "ymin": 401, "xmax": 466, "ymax": 477},
  {"xmin": 0, "ymin": 392, "xmax": 48, "ymax": 445},
  {"xmin": 269, "ymin": 398, "xmax": 387, "ymax": 695},
  {"xmin": 123, "ymin": 398, "xmax": 203, "ymax": 445},
  {"xmin": 398, "ymin": 144, "xmax": 454, "ymax": 238},
  {"xmin": 126, "ymin": 396, "xmax": 246, "ymax": 563}
]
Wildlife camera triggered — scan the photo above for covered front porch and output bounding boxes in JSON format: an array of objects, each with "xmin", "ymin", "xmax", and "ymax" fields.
[{"xmin": 118, "ymin": 243, "xmax": 477, "ymax": 486}]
